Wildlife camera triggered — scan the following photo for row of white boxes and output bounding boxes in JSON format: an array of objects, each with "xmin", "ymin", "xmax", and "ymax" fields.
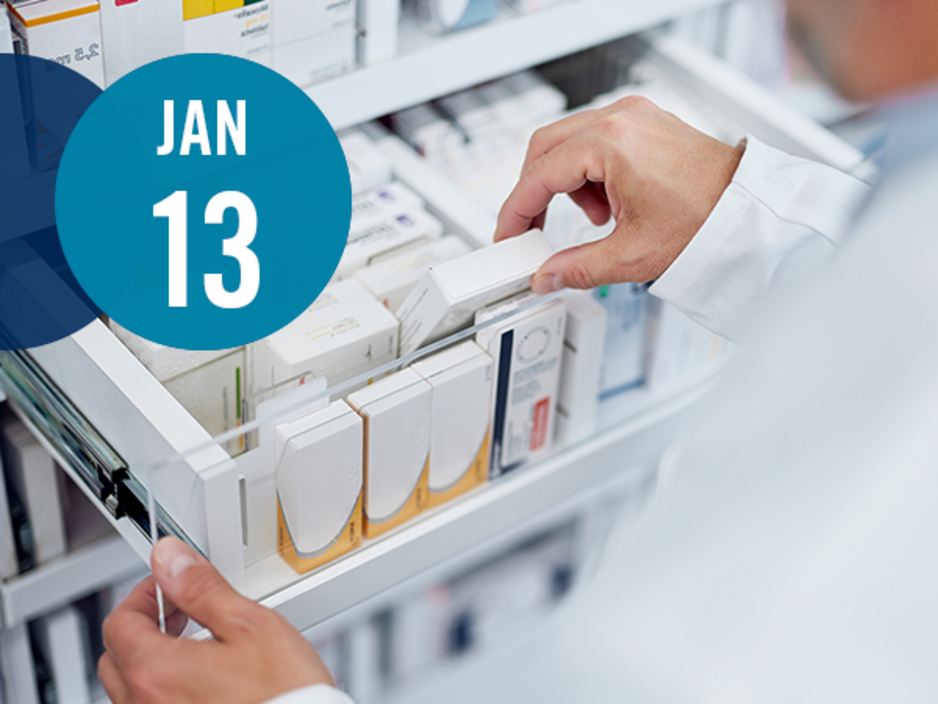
[
  {"xmin": 105, "ymin": 123, "xmax": 728, "ymax": 580},
  {"xmin": 1, "ymin": 0, "xmax": 391, "ymax": 89},
  {"xmin": 1, "ymin": 0, "xmax": 575, "ymax": 94}
]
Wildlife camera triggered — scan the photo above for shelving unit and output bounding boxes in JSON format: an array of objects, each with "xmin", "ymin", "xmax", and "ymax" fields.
[
  {"xmin": 0, "ymin": 534, "xmax": 142, "ymax": 630},
  {"xmin": 307, "ymin": 0, "xmax": 720, "ymax": 131}
]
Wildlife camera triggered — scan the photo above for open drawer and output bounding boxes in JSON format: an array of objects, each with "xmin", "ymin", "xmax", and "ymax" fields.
[{"xmin": 0, "ymin": 35, "xmax": 868, "ymax": 632}]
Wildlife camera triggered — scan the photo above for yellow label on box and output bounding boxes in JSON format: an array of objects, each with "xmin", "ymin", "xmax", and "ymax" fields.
[
  {"xmin": 428, "ymin": 429, "xmax": 489, "ymax": 508},
  {"xmin": 364, "ymin": 457, "xmax": 430, "ymax": 539},
  {"xmin": 277, "ymin": 494, "xmax": 362, "ymax": 574},
  {"xmin": 215, "ymin": 0, "xmax": 243, "ymax": 11},
  {"xmin": 183, "ymin": 0, "xmax": 213, "ymax": 20}
]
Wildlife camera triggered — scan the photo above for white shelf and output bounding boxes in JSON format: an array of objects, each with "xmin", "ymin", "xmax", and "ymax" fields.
[
  {"xmin": 238, "ymin": 380, "xmax": 713, "ymax": 635},
  {"xmin": 306, "ymin": 0, "xmax": 719, "ymax": 131},
  {"xmin": 0, "ymin": 534, "xmax": 145, "ymax": 630}
]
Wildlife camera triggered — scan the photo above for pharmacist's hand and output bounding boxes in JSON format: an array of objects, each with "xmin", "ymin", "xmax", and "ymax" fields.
[
  {"xmin": 493, "ymin": 96, "xmax": 743, "ymax": 293},
  {"xmin": 99, "ymin": 537, "xmax": 334, "ymax": 704}
]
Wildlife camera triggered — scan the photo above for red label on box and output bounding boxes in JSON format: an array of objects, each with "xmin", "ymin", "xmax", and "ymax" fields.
[{"xmin": 530, "ymin": 397, "xmax": 550, "ymax": 451}]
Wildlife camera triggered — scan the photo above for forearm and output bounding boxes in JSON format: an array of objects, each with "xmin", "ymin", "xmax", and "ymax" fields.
[{"xmin": 649, "ymin": 137, "xmax": 872, "ymax": 343}]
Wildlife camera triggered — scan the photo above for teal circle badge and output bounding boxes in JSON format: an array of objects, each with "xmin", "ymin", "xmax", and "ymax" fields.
[{"xmin": 55, "ymin": 54, "xmax": 351, "ymax": 350}]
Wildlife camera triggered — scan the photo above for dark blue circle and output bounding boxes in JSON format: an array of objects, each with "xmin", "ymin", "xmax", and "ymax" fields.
[
  {"xmin": 0, "ymin": 54, "xmax": 102, "ymax": 351},
  {"xmin": 55, "ymin": 54, "xmax": 351, "ymax": 350}
]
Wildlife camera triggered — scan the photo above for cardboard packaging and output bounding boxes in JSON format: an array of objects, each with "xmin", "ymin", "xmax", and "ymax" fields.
[
  {"xmin": 1, "ymin": 4, "xmax": 13, "ymax": 51},
  {"xmin": 341, "ymin": 131, "xmax": 393, "ymax": 195},
  {"xmin": 396, "ymin": 229, "xmax": 552, "ymax": 355},
  {"xmin": 503, "ymin": 0, "xmax": 565, "ymax": 15},
  {"xmin": 33, "ymin": 606, "xmax": 92, "ymax": 704},
  {"xmin": 389, "ymin": 103, "xmax": 465, "ymax": 158},
  {"xmin": 355, "ymin": 235, "xmax": 471, "ymax": 312},
  {"xmin": 436, "ymin": 87, "xmax": 496, "ymax": 139},
  {"xmin": 183, "ymin": 1, "xmax": 272, "ymax": 66},
  {"xmin": 299, "ymin": 278, "xmax": 375, "ymax": 322},
  {"xmin": 416, "ymin": 0, "xmax": 498, "ymax": 34},
  {"xmin": 475, "ymin": 297, "xmax": 566, "ymax": 477},
  {"xmin": 555, "ymin": 290, "xmax": 607, "ymax": 447},
  {"xmin": 0, "ymin": 414, "xmax": 66, "ymax": 566},
  {"xmin": 8, "ymin": 0, "xmax": 105, "ymax": 87},
  {"xmin": 272, "ymin": 23, "xmax": 355, "ymax": 87},
  {"xmin": 97, "ymin": 0, "xmax": 184, "ymax": 86},
  {"xmin": 0, "ymin": 11, "xmax": 32, "ymax": 189},
  {"xmin": 646, "ymin": 298, "xmax": 733, "ymax": 393},
  {"xmin": 348, "ymin": 368, "xmax": 431, "ymax": 538},
  {"xmin": 258, "ymin": 301, "xmax": 399, "ymax": 397},
  {"xmin": 0, "ymin": 446, "xmax": 19, "ymax": 579},
  {"xmin": 276, "ymin": 400, "xmax": 363, "ymax": 574},
  {"xmin": 502, "ymin": 70, "xmax": 567, "ymax": 123},
  {"xmin": 593, "ymin": 283, "xmax": 648, "ymax": 400},
  {"xmin": 336, "ymin": 206, "xmax": 444, "ymax": 281},
  {"xmin": 108, "ymin": 322, "xmax": 246, "ymax": 453},
  {"xmin": 351, "ymin": 181, "xmax": 423, "ymax": 223},
  {"xmin": 162, "ymin": 348, "xmax": 246, "ymax": 454},
  {"xmin": 412, "ymin": 340, "xmax": 492, "ymax": 507},
  {"xmin": 356, "ymin": 0, "xmax": 398, "ymax": 66}
]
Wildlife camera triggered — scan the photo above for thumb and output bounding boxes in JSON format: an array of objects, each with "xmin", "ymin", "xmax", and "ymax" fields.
[
  {"xmin": 151, "ymin": 537, "xmax": 252, "ymax": 641},
  {"xmin": 531, "ymin": 228, "xmax": 639, "ymax": 294}
]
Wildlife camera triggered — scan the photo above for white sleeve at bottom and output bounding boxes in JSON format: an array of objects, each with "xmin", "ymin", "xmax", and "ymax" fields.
[
  {"xmin": 648, "ymin": 136, "xmax": 871, "ymax": 343},
  {"xmin": 264, "ymin": 684, "xmax": 357, "ymax": 704}
]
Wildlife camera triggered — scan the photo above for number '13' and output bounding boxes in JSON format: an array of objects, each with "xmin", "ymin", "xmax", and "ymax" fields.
[{"xmin": 153, "ymin": 190, "xmax": 260, "ymax": 309}]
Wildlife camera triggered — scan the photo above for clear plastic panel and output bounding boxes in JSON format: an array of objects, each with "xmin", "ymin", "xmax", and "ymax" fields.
[{"xmin": 128, "ymin": 283, "xmax": 734, "ymax": 620}]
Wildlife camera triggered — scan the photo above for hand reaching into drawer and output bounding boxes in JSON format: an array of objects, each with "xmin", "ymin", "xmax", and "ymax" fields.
[
  {"xmin": 493, "ymin": 95, "xmax": 743, "ymax": 292},
  {"xmin": 99, "ymin": 538, "xmax": 339, "ymax": 704}
]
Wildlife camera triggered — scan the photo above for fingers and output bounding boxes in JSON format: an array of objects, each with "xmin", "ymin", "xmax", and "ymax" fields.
[
  {"xmin": 531, "ymin": 225, "xmax": 642, "ymax": 293},
  {"xmin": 102, "ymin": 578, "xmax": 172, "ymax": 671},
  {"xmin": 98, "ymin": 652, "xmax": 133, "ymax": 704},
  {"xmin": 520, "ymin": 109, "xmax": 600, "ymax": 174},
  {"xmin": 567, "ymin": 182, "xmax": 611, "ymax": 226},
  {"xmin": 151, "ymin": 537, "xmax": 258, "ymax": 643},
  {"xmin": 495, "ymin": 132, "xmax": 605, "ymax": 242}
]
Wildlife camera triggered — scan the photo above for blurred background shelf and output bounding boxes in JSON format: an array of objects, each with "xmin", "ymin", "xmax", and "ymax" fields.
[
  {"xmin": 307, "ymin": 0, "xmax": 719, "ymax": 131},
  {"xmin": 0, "ymin": 533, "xmax": 142, "ymax": 631}
]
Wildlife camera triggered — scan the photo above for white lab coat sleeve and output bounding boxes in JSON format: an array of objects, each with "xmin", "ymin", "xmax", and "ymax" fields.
[
  {"xmin": 263, "ymin": 684, "xmax": 357, "ymax": 704},
  {"xmin": 648, "ymin": 136, "xmax": 871, "ymax": 342}
]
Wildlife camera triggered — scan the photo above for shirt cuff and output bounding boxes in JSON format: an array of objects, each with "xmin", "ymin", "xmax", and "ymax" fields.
[{"xmin": 264, "ymin": 684, "xmax": 357, "ymax": 704}]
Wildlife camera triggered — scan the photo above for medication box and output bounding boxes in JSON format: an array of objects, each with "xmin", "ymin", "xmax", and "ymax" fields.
[
  {"xmin": 416, "ymin": 0, "xmax": 498, "ymax": 34},
  {"xmin": 341, "ymin": 131, "xmax": 393, "ymax": 195},
  {"xmin": 298, "ymin": 278, "xmax": 375, "ymax": 322},
  {"xmin": 183, "ymin": 1, "xmax": 271, "ymax": 66},
  {"xmin": 555, "ymin": 290, "xmax": 607, "ymax": 447},
  {"xmin": 0, "ymin": 16, "xmax": 31, "ymax": 189},
  {"xmin": 271, "ymin": 0, "xmax": 355, "ymax": 86},
  {"xmin": 8, "ymin": 0, "xmax": 105, "ymax": 87},
  {"xmin": 1, "ymin": 5, "xmax": 12, "ymax": 52},
  {"xmin": 258, "ymin": 301, "xmax": 398, "ymax": 396},
  {"xmin": 98, "ymin": 0, "xmax": 183, "ymax": 86},
  {"xmin": 396, "ymin": 229, "xmax": 553, "ymax": 355},
  {"xmin": 355, "ymin": 235, "xmax": 471, "ymax": 312},
  {"xmin": 351, "ymin": 181, "xmax": 424, "ymax": 223},
  {"xmin": 412, "ymin": 341, "xmax": 493, "ymax": 507},
  {"xmin": 336, "ymin": 206, "xmax": 444, "ymax": 281},
  {"xmin": 475, "ymin": 297, "xmax": 566, "ymax": 476},
  {"xmin": 356, "ymin": 0, "xmax": 398, "ymax": 66},
  {"xmin": 348, "ymin": 368, "xmax": 431, "ymax": 538},
  {"xmin": 276, "ymin": 400, "xmax": 363, "ymax": 574},
  {"xmin": 593, "ymin": 283, "xmax": 648, "ymax": 400},
  {"xmin": 109, "ymin": 322, "xmax": 247, "ymax": 454}
]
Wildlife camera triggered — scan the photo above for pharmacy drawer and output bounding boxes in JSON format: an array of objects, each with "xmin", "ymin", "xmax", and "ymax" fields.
[{"xmin": 0, "ymin": 34, "xmax": 867, "ymax": 629}]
